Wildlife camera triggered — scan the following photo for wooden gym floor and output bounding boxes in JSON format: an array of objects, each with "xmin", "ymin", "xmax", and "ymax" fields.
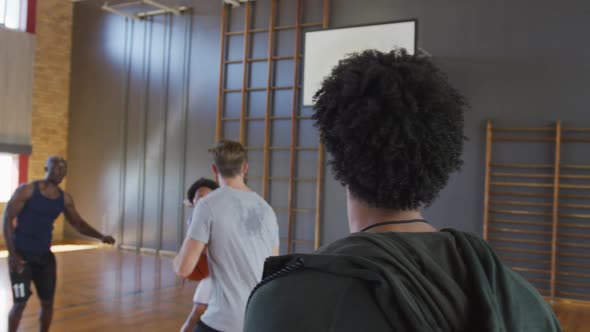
[
  {"xmin": 0, "ymin": 247, "xmax": 588, "ymax": 331},
  {"xmin": 0, "ymin": 247, "xmax": 197, "ymax": 331}
]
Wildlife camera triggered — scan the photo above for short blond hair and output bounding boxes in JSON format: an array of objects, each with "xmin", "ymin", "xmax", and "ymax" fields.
[{"xmin": 208, "ymin": 140, "xmax": 247, "ymax": 178}]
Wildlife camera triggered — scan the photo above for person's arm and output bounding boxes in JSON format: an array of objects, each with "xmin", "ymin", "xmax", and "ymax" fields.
[
  {"xmin": 193, "ymin": 303, "xmax": 208, "ymax": 322},
  {"xmin": 2, "ymin": 184, "xmax": 33, "ymax": 273},
  {"xmin": 272, "ymin": 246, "xmax": 279, "ymax": 256},
  {"xmin": 174, "ymin": 200, "xmax": 213, "ymax": 278},
  {"xmin": 173, "ymin": 237, "xmax": 206, "ymax": 278},
  {"xmin": 63, "ymin": 193, "xmax": 115, "ymax": 244}
]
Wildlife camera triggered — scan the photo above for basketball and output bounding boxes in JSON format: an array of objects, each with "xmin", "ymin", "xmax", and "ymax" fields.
[{"xmin": 187, "ymin": 252, "xmax": 209, "ymax": 281}]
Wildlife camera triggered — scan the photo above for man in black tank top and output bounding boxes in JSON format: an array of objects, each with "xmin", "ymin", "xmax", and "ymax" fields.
[{"xmin": 2, "ymin": 156, "xmax": 115, "ymax": 332}]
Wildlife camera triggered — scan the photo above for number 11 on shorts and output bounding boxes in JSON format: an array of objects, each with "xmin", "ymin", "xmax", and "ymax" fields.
[{"xmin": 13, "ymin": 283, "xmax": 25, "ymax": 298}]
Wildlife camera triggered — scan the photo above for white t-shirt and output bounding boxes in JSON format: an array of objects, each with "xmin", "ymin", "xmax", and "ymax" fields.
[
  {"xmin": 188, "ymin": 186, "xmax": 279, "ymax": 332},
  {"xmin": 193, "ymin": 277, "xmax": 212, "ymax": 304}
]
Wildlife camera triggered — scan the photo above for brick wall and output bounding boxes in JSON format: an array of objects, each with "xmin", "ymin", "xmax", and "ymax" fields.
[{"xmin": 28, "ymin": 0, "xmax": 74, "ymax": 242}]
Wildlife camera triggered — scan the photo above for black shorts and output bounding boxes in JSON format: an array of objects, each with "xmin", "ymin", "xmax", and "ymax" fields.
[
  {"xmin": 9, "ymin": 251, "xmax": 56, "ymax": 303},
  {"xmin": 194, "ymin": 320, "xmax": 221, "ymax": 332}
]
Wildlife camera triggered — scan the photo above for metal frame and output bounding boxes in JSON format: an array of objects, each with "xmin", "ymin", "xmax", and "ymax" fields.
[
  {"xmin": 118, "ymin": 18, "xmax": 134, "ymax": 249},
  {"xmin": 102, "ymin": 0, "xmax": 189, "ymax": 20},
  {"xmin": 483, "ymin": 120, "xmax": 590, "ymax": 303},
  {"xmin": 216, "ymin": 0, "xmax": 330, "ymax": 253},
  {"xmin": 136, "ymin": 17, "xmax": 153, "ymax": 252},
  {"xmin": 156, "ymin": 13, "xmax": 172, "ymax": 254},
  {"xmin": 178, "ymin": 11, "xmax": 193, "ymax": 250}
]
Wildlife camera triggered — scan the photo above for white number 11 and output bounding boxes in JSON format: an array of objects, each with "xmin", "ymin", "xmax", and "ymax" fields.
[{"xmin": 13, "ymin": 283, "xmax": 25, "ymax": 298}]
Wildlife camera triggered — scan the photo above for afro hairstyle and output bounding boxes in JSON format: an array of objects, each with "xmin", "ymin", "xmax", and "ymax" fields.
[
  {"xmin": 187, "ymin": 178, "xmax": 219, "ymax": 202},
  {"xmin": 312, "ymin": 48, "xmax": 467, "ymax": 210}
]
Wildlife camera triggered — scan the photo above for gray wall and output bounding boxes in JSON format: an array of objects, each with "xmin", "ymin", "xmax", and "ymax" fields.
[
  {"xmin": 66, "ymin": 0, "xmax": 222, "ymax": 251},
  {"xmin": 66, "ymin": 0, "xmax": 590, "ymax": 250},
  {"xmin": 335, "ymin": 0, "xmax": 590, "ymax": 234}
]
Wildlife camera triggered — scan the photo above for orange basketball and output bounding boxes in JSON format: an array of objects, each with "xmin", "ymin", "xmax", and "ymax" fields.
[{"xmin": 187, "ymin": 252, "xmax": 209, "ymax": 281}]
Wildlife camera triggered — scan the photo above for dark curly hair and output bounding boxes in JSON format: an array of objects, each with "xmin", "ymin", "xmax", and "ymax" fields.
[
  {"xmin": 312, "ymin": 48, "xmax": 466, "ymax": 210},
  {"xmin": 187, "ymin": 178, "xmax": 219, "ymax": 202}
]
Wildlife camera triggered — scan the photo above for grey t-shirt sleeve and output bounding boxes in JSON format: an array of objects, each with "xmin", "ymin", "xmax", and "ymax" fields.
[{"xmin": 188, "ymin": 200, "xmax": 214, "ymax": 244}]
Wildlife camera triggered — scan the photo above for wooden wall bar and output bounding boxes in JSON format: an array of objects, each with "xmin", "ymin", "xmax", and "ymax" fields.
[
  {"xmin": 484, "ymin": 120, "xmax": 590, "ymax": 303},
  {"xmin": 215, "ymin": 1, "xmax": 331, "ymax": 253}
]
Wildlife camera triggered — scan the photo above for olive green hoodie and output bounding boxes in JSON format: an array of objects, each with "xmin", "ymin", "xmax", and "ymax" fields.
[{"xmin": 244, "ymin": 229, "xmax": 561, "ymax": 332}]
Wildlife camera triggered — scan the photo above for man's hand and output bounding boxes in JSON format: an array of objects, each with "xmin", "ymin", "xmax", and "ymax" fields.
[
  {"xmin": 101, "ymin": 235, "xmax": 116, "ymax": 245},
  {"xmin": 8, "ymin": 255, "xmax": 26, "ymax": 274}
]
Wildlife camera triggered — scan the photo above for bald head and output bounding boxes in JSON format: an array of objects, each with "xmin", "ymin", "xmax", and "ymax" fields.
[
  {"xmin": 45, "ymin": 155, "xmax": 65, "ymax": 166},
  {"xmin": 45, "ymin": 155, "xmax": 67, "ymax": 184}
]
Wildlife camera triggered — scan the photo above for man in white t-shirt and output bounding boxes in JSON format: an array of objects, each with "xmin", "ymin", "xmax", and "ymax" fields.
[
  {"xmin": 174, "ymin": 140, "xmax": 279, "ymax": 332},
  {"xmin": 180, "ymin": 178, "xmax": 219, "ymax": 332}
]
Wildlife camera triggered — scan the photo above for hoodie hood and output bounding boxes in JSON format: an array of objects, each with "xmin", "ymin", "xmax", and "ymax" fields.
[{"xmin": 255, "ymin": 229, "xmax": 561, "ymax": 332}]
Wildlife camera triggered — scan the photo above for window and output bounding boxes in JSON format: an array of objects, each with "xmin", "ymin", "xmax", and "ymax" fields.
[
  {"xmin": 0, "ymin": 1, "xmax": 4, "ymax": 25},
  {"xmin": 0, "ymin": 0, "xmax": 28, "ymax": 31},
  {"xmin": 0, "ymin": 154, "xmax": 18, "ymax": 203}
]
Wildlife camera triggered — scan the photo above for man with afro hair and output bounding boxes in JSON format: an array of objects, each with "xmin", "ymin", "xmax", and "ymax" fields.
[{"xmin": 243, "ymin": 49, "xmax": 561, "ymax": 332}]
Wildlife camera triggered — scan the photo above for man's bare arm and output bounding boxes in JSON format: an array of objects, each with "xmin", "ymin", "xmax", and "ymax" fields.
[
  {"xmin": 63, "ymin": 193, "xmax": 115, "ymax": 244},
  {"xmin": 174, "ymin": 237, "xmax": 206, "ymax": 278},
  {"xmin": 2, "ymin": 184, "xmax": 33, "ymax": 272}
]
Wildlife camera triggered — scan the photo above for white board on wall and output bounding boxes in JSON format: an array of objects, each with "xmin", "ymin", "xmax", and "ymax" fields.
[{"xmin": 302, "ymin": 20, "xmax": 417, "ymax": 106}]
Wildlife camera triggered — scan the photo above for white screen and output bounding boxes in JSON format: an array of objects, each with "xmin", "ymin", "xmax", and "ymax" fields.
[{"xmin": 303, "ymin": 20, "xmax": 416, "ymax": 106}]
